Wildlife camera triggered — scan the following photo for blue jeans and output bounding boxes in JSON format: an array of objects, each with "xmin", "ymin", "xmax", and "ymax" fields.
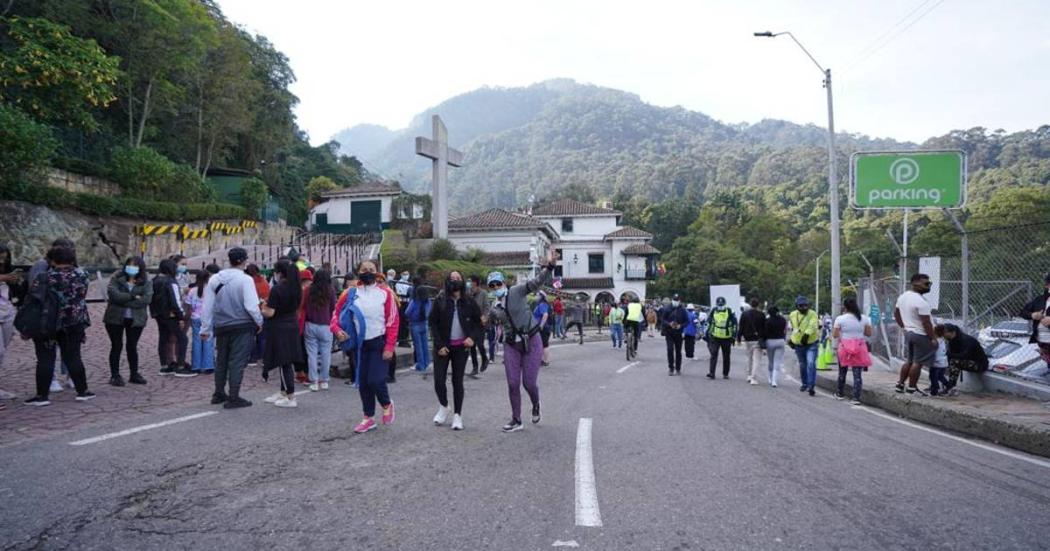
[
  {"xmin": 794, "ymin": 342, "xmax": 819, "ymax": 389},
  {"xmin": 487, "ymin": 326, "xmax": 497, "ymax": 358},
  {"xmin": 190, "ymin": 318, "xmax": 214, "ymax": 371},
  {"xmin": 410, "ymin": 322, "xmax": 430, "ymax": 372},
  {"xmin": 610, "ymin": 324, "xmax": 624, "ymax": 348},
  {"xmin": 358, "ymin": 336, "xmax": 391, "ymax": 417},
  {"xmin": 304, "ymin": 322, "xmax": 333, "ymax": 383},
  {"xmin": 555, "ymin": 314, "xmax": 565, "ymax": 338}
]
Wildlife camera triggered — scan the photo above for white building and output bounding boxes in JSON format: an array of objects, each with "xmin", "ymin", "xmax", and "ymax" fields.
[
  {"xmin": 448, "ymin": 200, "xmax": 658, "ymax": 302},
  {"xmin": 308, "ymin": 182, "xmax": 401, "ymax": 234}
]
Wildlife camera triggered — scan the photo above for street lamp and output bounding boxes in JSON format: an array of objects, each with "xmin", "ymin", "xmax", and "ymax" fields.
[
  {"xmin": 814, "ymin": 249, "xmax": 828, "ymax": 314},
  {"xmin": 754, "ymin": 30, "xmax": 842, "ymax": 318}
]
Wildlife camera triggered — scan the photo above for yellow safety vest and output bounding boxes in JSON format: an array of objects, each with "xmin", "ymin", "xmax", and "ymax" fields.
[
  {"xmin": 789, "ymin": 310, "xmax": 819, "ymax": 345},
  {"xmin": 710, "ymin": 308, "xmax": 733, "ymax": 339},
  {"xmin": 626, "ymin": 303, "xmax": 643, "ymax": 322}
]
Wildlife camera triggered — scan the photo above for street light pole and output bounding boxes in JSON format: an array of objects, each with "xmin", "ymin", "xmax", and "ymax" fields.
[
  {"xmin": 815, "ymin": 249, "xmax": 828, "ymax": 314},
  {"xmin": 755, "ymin": 31, "xmax": 842, "ymax": 318}
]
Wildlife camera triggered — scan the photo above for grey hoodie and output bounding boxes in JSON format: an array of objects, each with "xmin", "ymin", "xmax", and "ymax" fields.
[
  {"xmin": 201, "ymin": 267, "xmax": 262, "ymax": 336},
  {"xmin": 488, "ymin": 266, "xmax": 553, "ymax": 336}
]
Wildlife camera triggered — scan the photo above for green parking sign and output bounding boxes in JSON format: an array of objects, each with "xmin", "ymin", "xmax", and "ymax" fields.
[{"xmin": 850, "ymin": 150, "xmax": 966, "ymax": 209}]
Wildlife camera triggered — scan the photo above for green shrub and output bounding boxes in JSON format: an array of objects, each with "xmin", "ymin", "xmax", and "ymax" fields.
[
  {"xmin": 428, "ymin": 238, "xmax": 460, "ymax": 261},
  {"xmin": 241, "ymin": 177, "xmax": 267, "ymax": 213},
  {"xmin": 169, "ymin": 163, "xmax": 208, "ymax": 201},
  {"xmin": 109, "ymin": 146, "xmax": 173, "ymax": 198},
  {"xmin": 0, "ymin": 105, "xmax": 57, "ymax": 186}
]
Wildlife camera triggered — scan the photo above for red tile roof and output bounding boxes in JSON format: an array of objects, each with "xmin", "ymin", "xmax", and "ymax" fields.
[
  {"xmin": 604, "ymin": 226, "xmax": 652, "ymax": 240},
  {"xmin": 322, "ymin": 181, "xmax": 401, "ymax": 198},
  {"xmin": 621, "ymin": 243, "xmax": 661, "ymax": 255},
  {"xmin": 532, "ymin": 199, "xmax": 621, "ymax": 217},
  {"xmin": 449, "ymin": 208, "xmax": 550, "ymax": 231}
]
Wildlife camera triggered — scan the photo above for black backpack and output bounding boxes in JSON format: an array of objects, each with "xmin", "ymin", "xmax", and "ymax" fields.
[{"xmin": 14, "ymin": 272, "xmax": 61, "ymax": 339}]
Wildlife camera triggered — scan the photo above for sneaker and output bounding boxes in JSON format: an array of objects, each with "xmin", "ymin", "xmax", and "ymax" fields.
[
  {"xmin": 799, "ymin": 385, "xmax": 808, "ymax": 392},
  {"xmin": 354, "ymin": 417, "xmax": 377, "ymax": 433},
  {"xmin": 749, "ymin": 377, "xmax": 758, "ymax": 386},
  {"xmin": 49, "ymin": 380, "xmax": 64, "ymax": 393},
  {"xmin": 24, "ymin": 396, "xmax": 51, "ymax": 407},
  {"xmin": 309, "ymin": 383, "xmax": 320, "ymax": 392},
  {"xmin": 908, "ymin": 386, "xmax": 928, "ymax": 396},
  {"xmin": 109, "ymin": 375, "xmax": 126, "ymax": 387},
  {"xmin": 0, "ymin": 389, "xmax": 16, "ymax": 400},
  {"xmin": 771, "ymin": 382, "xmax": 778, "ymax": 388},
  {"xmin": 706, "ymin": 373, "xmax": 716, "ymax": 379},
  {"xmin": 128, "ymin": 373, "xmax": 148, "ymax": 385},
  {"xmin": 480, "ymin": 359, "xmax": 489, "ymax": 373},
  {"xmin": 668, "ymin": 370, "xmax": 675, "ymax": 376},
  {"xmin": 320, "ymin": 381, "xmax": 329, "ymax": 390},
  {"xmin": 894, "ymin": 383, "xmax": 905, "ymax": 393},
  {"xmin": 264, "ymin": 392, "xmax": 284, "ymax": 404},
  {"xmin": 211, "ymin": 394, "xmax": 227, "ymax": 405},
  {"xmin": 849, "ymin": 399, "xmax": 862, "ymax": 406},
  {"xmin": 174, "ymin": 366, "xmax": 198, "ymax": 378},
  {"xmin": 274, "ymin": 397, "xmax": 298, "ymax": 408},
  {"xmin": 223, "ymin": 397, "xmax": 252, "ymax": 409},
  {"xmin": 532, "ymin": 403, "xmax": 541, "ymax": 424},
  {"xmin": 808, "ymin": 388, "xmax": 816, "ymax": 397},
  {"xmin": 433, "ymin": 406, "xmax": 451, "ymax": 426},
  {"xmin": 381, "ymin": 402, "xmax": 395, "ymax": 425},
  {"xmin": 834, "ymin": 393, "xmax": 844, "ymax": 400},
  {"xmin": 945, "ymin": 388, "xmax": 959, "ymax": 397},
  {"xmin": 75, "ymin": 391, "xmax": 96, "ymax": 402},
  {"xmin": 502, "ymin": 420, "xmax": 524, "ymax": 433},
  {"xmin": 723, "ymin": 374, "xmax": 729, "ymax": 379},
  {"xmin": 160, "ymin": 363, "xmax": 177, "ymax": 376},
  {"xmin": 675, "ymin": 369, "xmax": 681, "ymax": 375},
  {"xmin": 451, "ymin": 414, "xmax": 464, "ymax": 431}
]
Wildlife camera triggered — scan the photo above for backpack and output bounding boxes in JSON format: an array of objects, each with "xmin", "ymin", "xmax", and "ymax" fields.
[{"xmin": 14, "ymin": 272, "xmax": 62, "ymax": 339}]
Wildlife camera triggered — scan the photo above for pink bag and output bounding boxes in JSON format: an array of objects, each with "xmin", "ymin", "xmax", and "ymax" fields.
[{"xmin": 837, "ymin": 338, "xmax": 872, "ymax": 368}]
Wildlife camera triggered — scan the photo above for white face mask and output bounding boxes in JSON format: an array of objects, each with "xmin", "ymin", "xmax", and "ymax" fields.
[{"xmin": 671, "ymin": 300, "xmax": 680, "ymax": 307}]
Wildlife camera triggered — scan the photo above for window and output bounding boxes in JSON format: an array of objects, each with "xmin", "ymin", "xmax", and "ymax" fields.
[
  {"xmin": 562, "ymin": 218, "xmax": 574, "ymax": 233},
  {"xmin": 555, "ymin": 249, "xmax": 563, "ymax": 261},
  {"xmin": 554, "ymin": 265, "xmax": 564, "ymax": 277},
  {"xmin": 588, "ymin": 253, "xmax": 604, "ymax": 274}
]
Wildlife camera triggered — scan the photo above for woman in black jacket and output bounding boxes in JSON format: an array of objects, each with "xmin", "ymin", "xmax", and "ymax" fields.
[
  {"xmin": 261, "ymin": 259, "xmax": 303, "ymax": 408},
  {"xmin": 151, "ymin": 258, "xmax": 189, "ymax": 376},
  {"xmin": 428, "ymin": 271, "xmax": 481, "ymax": 431},
  {"xmin": 941, "ymin": 323, "xmax": 989, "ymax": 395}
]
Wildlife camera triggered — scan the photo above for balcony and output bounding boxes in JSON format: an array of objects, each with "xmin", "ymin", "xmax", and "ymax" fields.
[{"xmin": 624, "ymin": 268, "xmax": 651, "ymax": 280}]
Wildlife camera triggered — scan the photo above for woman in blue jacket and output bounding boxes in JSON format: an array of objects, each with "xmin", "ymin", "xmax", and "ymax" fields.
[{"xmin": 406, "ymin": 279, "xmax": 432, "ymax": 376}]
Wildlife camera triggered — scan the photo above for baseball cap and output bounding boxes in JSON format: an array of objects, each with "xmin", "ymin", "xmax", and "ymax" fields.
[
  {"xmin": 228, "ymin": 247, "xmax": 248, "ymax": 265},
  {"xmin": 686, "ymin": 303, "xmax": 695, "ymax": 310},
  {"xmin": 487, "ymin": 271, "xmax": 504, "ymax": 285},
  {"xmin": 796, "ymin": 295, "xmax": 810, "ymax": 306}
]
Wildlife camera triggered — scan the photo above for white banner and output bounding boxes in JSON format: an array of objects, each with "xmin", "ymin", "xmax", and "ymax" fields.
[
  {"xmin": 709, "ymin": 284, "xmax": 742, "ymax": 314},
  {"xmin": 918, "ymin": 256, "xmax": 941, "ymax": 310}
]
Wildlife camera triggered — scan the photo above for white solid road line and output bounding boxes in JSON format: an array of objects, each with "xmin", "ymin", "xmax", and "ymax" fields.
[
  {"xmin": 574, "ymin": 417, "xmax": 603, "ymax": 527},
  {"xmin": 69, "ymin": 411, "xmax": 218, "ymax": 446},
  {"xmin": 616, "ymin": 362, "xmax": 639, "ymax": 374},
  {"xmin": 781, "ymin": 373, "xmax": 1050, "ymax": 470}
]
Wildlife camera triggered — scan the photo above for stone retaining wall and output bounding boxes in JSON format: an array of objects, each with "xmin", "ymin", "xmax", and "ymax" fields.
[{"xmin": 43, "ymin": 168, "xmax": 121, "ymax": 197}]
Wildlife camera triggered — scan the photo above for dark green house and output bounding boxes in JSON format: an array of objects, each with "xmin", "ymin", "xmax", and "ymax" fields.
[{"xmin": 309, "ymin": 182, "xmax": 401, "ymax": 234}]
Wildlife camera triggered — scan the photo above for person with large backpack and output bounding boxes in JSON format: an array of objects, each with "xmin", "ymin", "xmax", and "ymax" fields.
[
  {"xmin": 331, "ymin": 260, "xmax": 400, "ymax": 434},
  {"xmin": 151, "ymin": 259, "xmax": 191, "ymax": 377},
  {"xmin": 20, "ymin": 245, "xmax": 94, "ymax": 406},
  {"xmin": 405, "ymin": 279, "xmax": 432, "ymax": 376}
]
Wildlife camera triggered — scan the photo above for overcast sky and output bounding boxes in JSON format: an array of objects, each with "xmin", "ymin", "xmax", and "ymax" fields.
[{"xmin": 217, "ymin": 0, "xmax": 1049, "ymax": 145}]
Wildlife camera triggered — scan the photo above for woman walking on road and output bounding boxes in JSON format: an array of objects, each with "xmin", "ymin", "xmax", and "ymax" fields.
[
  {"xmin": 103, "ymin": 256, "xmax": 153, "ymax": 386},
  {"xmin": 832, "ymin": 298, "xmax": 873, "ymax": 404},
  {"xmin": 429, "ymin": 271, "xmax": 482, "ymax": 430},
  {"xmin": 332, "ymin": 260, "xmax": 400, "ymax": 434},
  {"xmin": 261, "ymin": 260, "xmax": 303, "ymax": 408},
  {"xmin": 764, "ymin": 306, "xmax": 787, "ymax": 387},
  {"xmin": 302, "ymin": 269, "xmax": 337, "ymax": 392}
]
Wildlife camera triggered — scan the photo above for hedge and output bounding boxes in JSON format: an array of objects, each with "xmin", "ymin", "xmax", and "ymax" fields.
[{"xmin": 0, "ymin": 181, "xmax": 250, "ymax": 221}]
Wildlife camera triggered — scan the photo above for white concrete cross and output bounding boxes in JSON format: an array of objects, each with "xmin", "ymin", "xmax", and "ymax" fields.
[{"xmin": 415, "ymin": 115, "xmax": 463, "ymax": 239}]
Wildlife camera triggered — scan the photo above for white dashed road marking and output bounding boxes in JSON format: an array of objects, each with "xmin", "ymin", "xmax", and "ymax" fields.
[
  {"xmin": 69, "ymin": 411, "xmax": 218, "ymax": 446},
  {"xmin": 575, "ymin": 418, "xmax": 602, "ymax": 527},
  {"xmin": 616, "ymin": 362, "xmax": 639, "ymax": 374}
]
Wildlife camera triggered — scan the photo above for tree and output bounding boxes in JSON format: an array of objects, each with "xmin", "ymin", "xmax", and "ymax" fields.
[
  {"xmin": 240, "ymin": 176, "xmax": 266, "ymax": 215},
  {"xmin": 0, "ymin": 16, "xmax": 121, "ymax": 130},
  {"xmin": 306, "ymin": 175, "xmax": 339, "ymax": 203},
  {"xmin": 0, "ymin": 103, "xmax": 57, "ymax": 185}
]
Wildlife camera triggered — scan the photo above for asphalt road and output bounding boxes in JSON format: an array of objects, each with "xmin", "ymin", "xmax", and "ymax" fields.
[{"xmin": 2, "ymin": 336, "xmax": 1050, "ymax": 550}]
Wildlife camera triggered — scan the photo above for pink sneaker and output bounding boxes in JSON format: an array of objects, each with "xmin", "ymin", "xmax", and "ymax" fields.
[
  {"xmin": 381, "ymin": 402, "xmax": 395, "ymax": 425},
  {"xmin": 354, "ymin": 417, "xmax": 376, "ymax": 433}
]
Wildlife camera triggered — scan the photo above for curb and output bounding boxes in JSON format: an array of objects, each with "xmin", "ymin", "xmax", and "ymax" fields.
[{"xmin": 814, "ymin": 372, "xmax": 1050, "ymax": 459}]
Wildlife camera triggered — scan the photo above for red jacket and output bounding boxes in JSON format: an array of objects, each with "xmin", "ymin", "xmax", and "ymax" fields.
[{"xmin": 329, "ymin": 283, "xmax": 400, "ymax": 354}]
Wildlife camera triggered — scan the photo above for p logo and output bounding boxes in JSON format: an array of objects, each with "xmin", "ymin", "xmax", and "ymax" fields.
[{"xmin": 890, "ymin": 158, "xmax": 920, "ymax": 185}]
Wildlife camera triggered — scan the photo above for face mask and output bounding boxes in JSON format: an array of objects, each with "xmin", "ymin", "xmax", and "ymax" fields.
[
  {"xmin": 494, "ymin": 288, "xmax": 507, "ymax": 298},
  {"xmin": 359, "ymin": 272, "xmax": 376, "ymax": 285},
  {"xmin": 465, "ymin": 281, "xmax": 473, "ymax": 290},
  {"xmin": 176, "ymin": 265, "xmax": 187, "ymax": 274},
  {"xmin": 672, "ymin": 300, "xmax": 680, "ymax": 307},
  {"xmin": 401, "ymin": 273, "xmax": 410, "ymax": 281},
  {"xmin": 124, "ymin": 266, "xmax": 139, "ymax": 277},
  {"xmin": 450, "ymin": 280, "xmax": 464, "ymax": 293}
]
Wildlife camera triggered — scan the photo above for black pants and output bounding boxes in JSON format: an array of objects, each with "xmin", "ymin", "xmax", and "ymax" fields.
[
  {"xmin": 708, "ymin": 338, "xmax": 733, "ymax": 376},
  {"xmin": 625, "ymin": 321, "xmax": 640, "ymax": 351},
  {"xmin": 684, "ymin": 335, "xmax": 696, "ymax": 358},
  {"xmin": 278, "ymin": 363, "xmax": 295, "ymax": 395},
  {"xmin": 665, "ymin": 332, "xmax": 683, "ymax": 371},
  {"xmin": 215, "ymin": 327, "xmax": 253, "ymax": 399},
  {"xmin": 106, "ymin": 320, "xmax": 144, "ymax": 377},
  {"xmin": 34, "ymin": 325, "xmax": 88, "ymax": 397},
  {"xmin": 470, "ymin": 338, "xmax": 489, "ymax": 370},
  {"xmin": 156, "ymin": 317, "xmax": 187, "ymax": 367},
  {"xmin": 435, "ymin": 345, "xmax": 468, "ymax": 414},
  {"xmin": 566, "ymin": 321, "xmax": 584, "ymax": 339}
]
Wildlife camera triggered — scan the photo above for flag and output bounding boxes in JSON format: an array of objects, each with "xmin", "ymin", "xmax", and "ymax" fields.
[
  {"xmin": 553, "ymin": 278, "xmax": 563, "ymax": 289},
  {"xmin": 657, "ymin": 263, "xmax": 667, "ymax": 276}
]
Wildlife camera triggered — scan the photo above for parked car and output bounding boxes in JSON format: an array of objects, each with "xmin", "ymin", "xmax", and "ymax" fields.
[
  {"xmin": 983, "ymin": 338, "xmax": 1026, "ymax": 361},
  {"xmin": 978, "ymin": 319, "xmax": 1031, "ymax": 346},
  {"xmin": 990, "ymin": 343, "xmax": 1046, "ymax": 379}
]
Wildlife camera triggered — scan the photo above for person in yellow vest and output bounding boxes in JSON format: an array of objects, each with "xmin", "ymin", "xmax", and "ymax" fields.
[
  {"xmin": 789, "ymin": 296, "xmax": 821, "ymax": 396},
  {"xmin": 705, "ymin": 297, "xmax": 738, "ymax": 379},
  {"xmin": 625, "ymin": 297, "xmax": 644, "ymax": 354}
]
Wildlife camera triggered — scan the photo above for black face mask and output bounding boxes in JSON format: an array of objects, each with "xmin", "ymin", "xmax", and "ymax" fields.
[
  {"xmin": 359, "ymin": 272, "xmax": 376, "ymax": 285},
  {"xmin": 449, "ymin": 280, "xmax": 464, "ymax": 293}
]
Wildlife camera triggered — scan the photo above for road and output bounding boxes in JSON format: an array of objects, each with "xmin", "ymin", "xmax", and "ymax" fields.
[{"xmin": 2, "ymin": 335, "xmax": 1049, "ymax": 550}]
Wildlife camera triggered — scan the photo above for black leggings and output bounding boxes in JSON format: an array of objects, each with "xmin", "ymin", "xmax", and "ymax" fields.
[
  {"xmin": 566, "ymin": 321, "xmax": 584, "ymax": 338},
  {"xmin": 434, "ymin": 345, "xmax": 467, "ymax": 414},
  {"xmin": 156, "ymin": 318, "xmax": 187, "ymax": 367},
  {"xmin": 470, "ymin": 339, "xmax": 488, "ymax": 369},
  {"xmin": 278, "ymin": 363, "xmax": 295, "ymax": 395},
  {"xmin": 34, "ymin": 326, "xmax": 88, "ymax": 397},
  {"xmin": 106, "ymin": 320, "xmax": 144, "ymax": 376}
]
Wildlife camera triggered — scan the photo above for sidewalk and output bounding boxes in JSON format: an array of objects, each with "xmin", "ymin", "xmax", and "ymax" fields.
[{"xmin": 814, "ymin": 363, "xmax": 1050, "ymax": 458}]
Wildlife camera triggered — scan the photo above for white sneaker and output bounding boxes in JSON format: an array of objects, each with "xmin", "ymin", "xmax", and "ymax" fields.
[
  {"xmin": 433, "ymin": 406, "xmax": 450, "ymax": 425},
  {"xmin": 50, "ymin": 380, "xmax": 64, "ymax": 393},
  {"xmin": 320, "ymin": 382, "xmax": 329, "ymax": 390},
  {"xmin": 749, "ymin": 377, "xmax": 758, "ymax": 386},
  {"xmin": 309, "ymin": 383, "xmax": 319, "ymax": 392},
  {"xmin": 264, "ymin": 392, "xmax": 284, "ymax": 404},
  {"xmin": 0, "ymin": 389, "xmax": 16, "ymax": 400},
  {"xmin": 274, "ymin": 397, "xmax": 298, "ymax": 408},
  {"xmin": 771, "ymin": 382, "xmax": 778, "ymax": 388},
  {"xmin": 451, "ymin": 414, "xmax": 463, "ymax": 431}
]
